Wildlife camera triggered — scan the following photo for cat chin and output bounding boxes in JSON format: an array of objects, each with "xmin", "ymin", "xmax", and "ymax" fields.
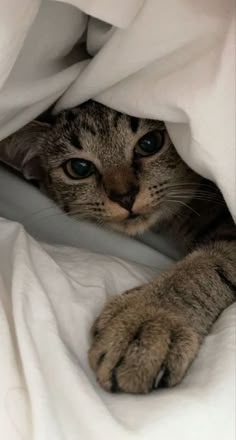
[{"xmin": 109, "ymin": 212, "xmax": 159, "ymax": 236}]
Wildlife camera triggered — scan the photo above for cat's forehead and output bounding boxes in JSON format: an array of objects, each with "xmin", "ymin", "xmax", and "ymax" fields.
[{"xmin": 52, "ymin": 101, "xmax": 163, "ymax": 164}]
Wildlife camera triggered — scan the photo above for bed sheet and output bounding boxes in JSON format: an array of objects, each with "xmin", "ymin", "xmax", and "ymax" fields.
[{"xmin": 0, "ymin": 217, "xmax": 235, "ymax": 440}]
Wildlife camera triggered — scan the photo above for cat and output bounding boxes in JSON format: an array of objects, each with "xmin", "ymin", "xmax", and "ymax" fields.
[{"xmin": 0, "ymin": 100, "xmax": 235, "ymax": 393}]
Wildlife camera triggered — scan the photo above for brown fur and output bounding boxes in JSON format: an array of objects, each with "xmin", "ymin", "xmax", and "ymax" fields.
[{"xmin": 0, "ymin": 100, "xmax": 235, "ymax": 393}]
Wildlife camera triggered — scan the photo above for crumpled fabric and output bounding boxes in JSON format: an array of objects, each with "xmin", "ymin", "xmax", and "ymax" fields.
[
  {"xmin": 0, "ymin": 217, "xmax": 235, "ymax": 440},
  {"xmin": 0, "ymin": 0, "xmax": 235, "ymax": 219}
]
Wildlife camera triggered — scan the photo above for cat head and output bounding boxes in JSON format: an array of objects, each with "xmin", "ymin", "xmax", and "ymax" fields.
[{"xmin": 0, "ymin": 101, "xmax": 199, "ymax": 234}]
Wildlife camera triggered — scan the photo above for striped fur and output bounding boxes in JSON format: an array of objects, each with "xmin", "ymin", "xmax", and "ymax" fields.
[{"xmin": 0, "ymin": 101, "xmax": 235, "ymax": 393}]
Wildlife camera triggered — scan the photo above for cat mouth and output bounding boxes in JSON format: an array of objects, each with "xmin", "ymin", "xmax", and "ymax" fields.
[
  {"xmin": 127, "ymin": 212, "xmax": 140, "ymax": 220},
  {"xmin": 108, "ymin": 209, "xmax": 160, "ymax": 235},
  {"xmin": 122, "ymin": 211, "xmax": 150, "ymax": 225}
]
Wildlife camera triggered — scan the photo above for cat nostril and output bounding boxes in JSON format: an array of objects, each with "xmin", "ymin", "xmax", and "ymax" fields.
[
  {"xmin": 120, "ymin": 195, "xmax": 135, "ymax": 211},
  {"xmin": 109, "ymin": 185, "xmax": 139, "ymax": 211}
]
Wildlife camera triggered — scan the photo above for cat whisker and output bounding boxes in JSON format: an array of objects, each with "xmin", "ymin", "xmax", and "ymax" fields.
[
  {"xmin": 167, "ymin": 187, "xmax": 216, "ymax": 192},
  {"xmin": 23, "ymin": 201, "xmax": 105, "ymax": 223},
  {"xmin": 166, "ymin": 198, "xmax": 200, "ymax": 216},
  {"xmin": 166, "ymin": 206, "xmax": 186, "ymax": 221},
  {"xmin": 153, "ymin": 186, "xmax": 220, "ymax": 198},
  {"xmin": 166, "ymin": 192, "xmax": 224, "ymax": 206},
  {"xmin": 168, "ymin": 192, "xmax": 219, "ymax": 199},
  {"xmin": 162, "ymin": 182, "xmax": 215, "ymax": 188}
]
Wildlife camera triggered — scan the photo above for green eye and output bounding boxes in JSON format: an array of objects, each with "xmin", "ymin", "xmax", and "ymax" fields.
[
  {"xmin": 64, "ymin": 158, "xmax": 95, "ymax": 179},
  {"xmin": 134, "ymin": 131, "xmax": 164, "ymax": 157}
]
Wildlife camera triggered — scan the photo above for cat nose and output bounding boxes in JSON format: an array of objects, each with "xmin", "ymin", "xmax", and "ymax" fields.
[{"xmin": 109, "ymin": 185, "xmax": 139, "ymax": 211}]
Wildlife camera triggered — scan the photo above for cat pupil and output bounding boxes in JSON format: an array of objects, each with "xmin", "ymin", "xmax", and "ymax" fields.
[
  {"xmin": 65, "ymin": 158, "xmax": 94, "ymax": 179},
  {"xmin": 136, "ymin": 131, "xmax": 164, "ymax": 156},
  {"xmin": 72, "ymin": 159, "xmax": 91, "ymax": 176}
]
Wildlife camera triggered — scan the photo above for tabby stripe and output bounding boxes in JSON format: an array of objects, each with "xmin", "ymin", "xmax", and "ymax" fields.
[
  {"xmin": 177, "ymin": 285, "xmax": 214, "ymax": 317},
  {"xmin": 65, "ymin": 110, "xmax": 77, "ymax": 123},
  {"xmin": 191, "ymin": 291, "xmax": 215, "ymax": 317},
  {"xmin": 80, "ymin": 121, "xmax": 96, "ymax": 136},
  {"xmin": 113, "ymin": 112, "xmax": 122, "ymax": 128},
  {"xmin": 177, "ymin": 290, "xmax": 209, "ymax": 315},
  {"xmin": 70, "ymin": 133, "xmax": 82, "ymax": 150},
  {"xmin": 179, "ymin": 294, "xmax": 199, "ymax": 311},
  {"xmin": 216, "ymin": 268, "xmax": 236, "ymax": 295},
  {"xmin": 129, "ymin": 116, "xmax": 139, "ymax": 133}
]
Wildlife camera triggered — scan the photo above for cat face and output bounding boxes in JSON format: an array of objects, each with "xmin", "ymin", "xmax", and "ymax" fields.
[
  {"xmin": 31, "ymin": 101, "xmax": 198, "ymax": 235},
  {"xmin": 0, "ymin": 101, "xmax": 199, "ymax": 235}
]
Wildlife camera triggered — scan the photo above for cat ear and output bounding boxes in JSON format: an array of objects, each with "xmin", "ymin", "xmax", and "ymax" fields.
[{"xmin": 0, "ymin": 120, "xmax": 50, "ymax": 180}]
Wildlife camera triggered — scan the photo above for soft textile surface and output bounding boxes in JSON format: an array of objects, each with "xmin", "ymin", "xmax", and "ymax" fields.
[
  {"xmin": 0, "ymin": 2, "xmax": 235, "ymax": 439},
  {"xmin": 0, "ymin": 217, "xmax": 235, "ymax": 440},
  {"xmin": 0, "ymin": 0, "xmax": 235, "ymax": 219}
]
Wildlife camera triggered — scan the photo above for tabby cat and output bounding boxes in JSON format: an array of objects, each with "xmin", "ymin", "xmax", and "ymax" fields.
[{"xmin": 0, "ymin": 101, "xmax": 235, "ymax": 393}]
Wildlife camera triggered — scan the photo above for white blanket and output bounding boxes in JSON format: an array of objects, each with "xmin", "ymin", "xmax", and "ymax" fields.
[
  {"xmin": 0, "ymin": 2, "xmax": 235, "ymax": 439},
  {"xmin": 0, "ymin": 0, "xmax": 235, "ymax": 218},
  {"xmin": 0, "ymin": 217, "xmax": 235, "ymax": 440}
]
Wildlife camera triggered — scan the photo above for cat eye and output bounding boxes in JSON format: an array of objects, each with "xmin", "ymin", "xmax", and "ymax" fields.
[
  {"xmin": 63, "ymin": 158, "xmax": 95, "ymax": 179},
  {"xmin": 134, "ymin": 131, "xmax": 164, "ymax": 157}
]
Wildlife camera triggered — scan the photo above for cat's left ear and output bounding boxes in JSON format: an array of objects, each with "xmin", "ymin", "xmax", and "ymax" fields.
[{"xmin": 0, "ymin": 120, "xmax": 50, "ymax": 180}]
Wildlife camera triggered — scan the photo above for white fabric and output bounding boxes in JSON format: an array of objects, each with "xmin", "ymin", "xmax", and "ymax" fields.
[
  {"xmin": 0, "ymin": 2, "xmax": 235, "ymax": 439},
  {"xmin": 0, "ymin": 0, "xmax": 235, "ymax": 219},
  {"xmin": 0, "ymin": 217, "xmax": 235, "ymax": 440}
]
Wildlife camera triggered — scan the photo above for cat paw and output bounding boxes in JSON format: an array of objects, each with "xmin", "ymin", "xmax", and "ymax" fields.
[{"xmin": 88, "ymin": 285, "xmax": 200, "ymax": 394}]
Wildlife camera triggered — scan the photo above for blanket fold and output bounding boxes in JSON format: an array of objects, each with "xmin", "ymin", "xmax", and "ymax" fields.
[{"xmin": 0, "ymin": 0, "xmax": 235, "ymax": 218}]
